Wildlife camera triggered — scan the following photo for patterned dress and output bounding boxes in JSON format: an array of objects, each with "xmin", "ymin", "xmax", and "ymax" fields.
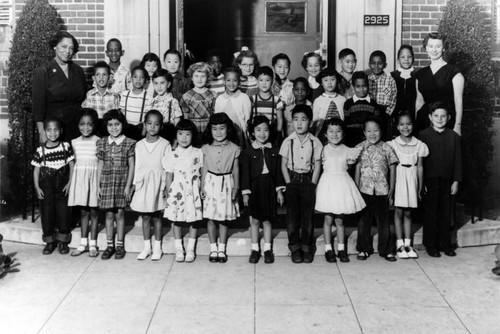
[
  {"xmin": 164, "ymin": 146, "xmax": 204, "ymax": 222},
  {"xmin": 68, "ymin": 135, "xmax": 99, "ymax": 207},
  {"xmin": 97, "ymin": 136, "xmax": 136, "ymax": 209},
  {"xmin": 130, "ymin": 138, "xmax": 171, "ymax": 213},
  {"xmin": 180, "ymin": 89, "xmax": 217, "ymax": 134},
  {"xmin": 202, "ymin": 141, "xmax": 241, "ymax": 221}
]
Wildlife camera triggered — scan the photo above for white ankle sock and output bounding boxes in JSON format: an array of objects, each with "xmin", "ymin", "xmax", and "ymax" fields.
[
  {"xmin": 397, "ymin": 239, "xmax": 404, "ymax": 248},
  {"xmin": 210, "ymin": 243, "xmax": 218, "ymax": 252},
  {"xmin": 143, "ymin": 239, "xmax": 151, "ymax": 250},
  {"xmin": 174, "ymin": 239, "xmax": 183, "ymax": 249},
  {"xmin": 153, "ymin": 239, "xmax": 161, "ymax": 248},
  {"xmin": 325, "ymin": 244, "xmax": 332, "ymax": 251},
  {"xmin": 218, "ymin": 244, "xmax": 226, "ymax": 252},
  {"xmin": 80, "ymin": 237, "xmax": 88, "ymax": 246},
  {"xmin": 251, "ymin": 243, "xmax": 259, "ymax": 251},
  {"xmin": 404, "ymin": 238, "xmax": 411, "ymax": 247},
  {"xmin": 338, "ymin": 243, "xmax": 345, "ymax": 251},
  {"xmin": 89, "ymin": 239, "xmax": 97, "ymax": 247},
  {"xmin": 264, "ymin": 243, "xmax": 271, "ymax": 252},
  {"xmin": 187, "ymin": 238, "xmax": 196, "ymax": 251}
]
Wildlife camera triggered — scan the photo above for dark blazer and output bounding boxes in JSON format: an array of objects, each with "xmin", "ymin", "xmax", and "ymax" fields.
[
  {"xmin": 240, "ymin": 145, "xmax": 285, "ymax": 193},
  {"xmin": 32, "ymin": 59, "xmax": 87, "ymax": 126}
]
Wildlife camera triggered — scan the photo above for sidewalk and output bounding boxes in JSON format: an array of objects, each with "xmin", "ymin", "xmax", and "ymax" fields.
[{"xmin": 0, "ymin": 241, "xmax": 498, "ymax": 334}]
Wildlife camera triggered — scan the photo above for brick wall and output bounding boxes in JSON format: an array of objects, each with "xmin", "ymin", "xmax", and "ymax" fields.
[
  {"xmin": 401, "ymin": 0, "xmax": 500, "ymax": 114},
  {"xmin": 0, "ymin": 0, "xmax": 106, "ymax": 117}
]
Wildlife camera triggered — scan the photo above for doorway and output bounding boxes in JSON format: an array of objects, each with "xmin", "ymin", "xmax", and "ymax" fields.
[{"xmin": 182, "ymin": 0, "xmax": 326, "ymax": 79}]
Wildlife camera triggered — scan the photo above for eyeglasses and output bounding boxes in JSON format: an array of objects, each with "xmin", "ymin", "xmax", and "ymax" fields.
[{"xmin": 240, "ymin": 63, "xmax": 255, "ymax": 68}]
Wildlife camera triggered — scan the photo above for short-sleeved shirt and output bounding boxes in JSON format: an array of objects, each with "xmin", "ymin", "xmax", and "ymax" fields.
[
  {"xmin": 356, "ymin": 140, "xmax": 399, "ymax": 195},
  {"xmin": 250, "ymin": 93, "xmax": 285, "ymax": 124},
  {"xmin": 279, "ymin": 132, "xmax": 323, "ymax": 173},
  {"xmin": 151, "ymin": 93, "xmax": 182, "ymax": 124},
  {"xmin": 202, "ymin": 141, "xmax": 241, "ymax": 174},
  {"xmin": 31, "ymin": 142, "xmax": 74, "ymax": 170},
  {"xmin": 82, "ymin": 88, "xmax": 120, "ymax": 118},
  {"xmin": 109, "ymin": 64, "xmax": 131, "ymax": 95}
]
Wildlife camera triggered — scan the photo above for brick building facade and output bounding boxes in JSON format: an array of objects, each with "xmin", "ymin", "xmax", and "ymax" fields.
[{"xmin": 0, "ymin": 0, "xmax": 497, "ymax": 138}]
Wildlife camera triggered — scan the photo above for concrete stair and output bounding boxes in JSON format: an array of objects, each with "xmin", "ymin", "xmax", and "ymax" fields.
[{"xmin": 1, "ymin": 214, "xmax": 499, "ymax": 256}]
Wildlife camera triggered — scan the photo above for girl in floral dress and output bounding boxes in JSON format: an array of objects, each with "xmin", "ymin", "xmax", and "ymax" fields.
[{"xmin": 164, "ymin": 119, "xmax": 203, "ymax": 263}]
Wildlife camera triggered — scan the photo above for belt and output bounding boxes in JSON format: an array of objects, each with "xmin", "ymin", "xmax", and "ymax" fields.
[
  {"xmin": 289, "ymin": 170, "xmax": 313, "ymax": 183},
  {"xmin": 208, "ymin": 171, "xmax": 232, "ymax": 191},
  {"xmin": 400, "ymin": 164, "xmax": 417, "ymax": 168}
]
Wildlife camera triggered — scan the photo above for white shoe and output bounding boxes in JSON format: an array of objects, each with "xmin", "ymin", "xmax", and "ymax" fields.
[
  {"xmin": 151, "ymin": 246, "xmax": 162, "ymax": 261},
  {"xmin": 137, "ymin": 247, "xmax": 151, "ymax": 260},
  {"xmin": 185, "ymin": 250, "xmax": 195, "ymax": 262},
  {"xmin": 406, "ymin": 246, "xmax": 419, "ymax": 259},
  {"xmin": 397, "ymin": 246, "xmax": 409, "ymax": 259},
  {"xmin": 175, "ymin": 248, "xmax": 185, "ymax": 262}
]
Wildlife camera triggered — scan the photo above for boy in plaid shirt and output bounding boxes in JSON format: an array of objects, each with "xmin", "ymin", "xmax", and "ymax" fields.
[
  {"xmin": 367, "ymin": 50, "xmax": 397, "ymax": 139},
  {"xmin": 82, "ymin": 62, "xmax": 120, "ymax": 119}
]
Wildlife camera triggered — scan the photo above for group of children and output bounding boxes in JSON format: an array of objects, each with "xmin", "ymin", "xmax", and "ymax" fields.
[{"xmin": 31, "ymin": 38, "xmax": 462, "ymax": 264}]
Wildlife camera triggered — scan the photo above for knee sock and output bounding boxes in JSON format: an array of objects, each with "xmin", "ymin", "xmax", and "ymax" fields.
[
  {"xmin": 187, "ymin": 238, "xmax": 196, "ymax": 251},
  {"xmin": 263, "ymin": 243, "xmax": 271, "ymax": 252},
  {"xmin": 404, "ymin": 238, "xmax": 411, "ymax": 247},
  {"xmin": 325, "ymin": 244, "xmax": 332, "ymax": 252},
  {"xmin": 251, "ymin": 243, "xmax": 259, "ymax": 252},
  {"xmin": 338, "ymin": 243, "xmax": 345, "ymax": 251}
]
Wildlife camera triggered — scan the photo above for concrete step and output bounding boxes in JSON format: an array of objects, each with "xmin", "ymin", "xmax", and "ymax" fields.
[{"xmin": 1, "ymin": 215, "xmax": 499, "ymax": 256}]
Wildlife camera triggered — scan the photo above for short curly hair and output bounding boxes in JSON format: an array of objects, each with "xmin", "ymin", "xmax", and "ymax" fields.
[
  {"xmin": 49, "ymin": 31, "xmax": 79, "ymax": 54},
  {"xmin": 103, "ymin": 109, "xmax": 127, "ymax": 129}
]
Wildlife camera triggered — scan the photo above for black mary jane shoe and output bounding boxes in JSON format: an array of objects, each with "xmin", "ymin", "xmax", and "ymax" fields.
[
  {"xmin": 43, "ymin": 242, "xmax": 58, "ymax": 255},
  {"xmin": 209, "ymin": 251, "xmax": 219, "ymax": 263},
  {"xmin": 384, "ymin": 253, "xmax": 397, "ymax": 262},
  {"xmin": 337, "ymin": 250, "xmax": 350, "ymax": 263},
  {"xmin": 325, "ymin": 250, "xmax": 337, "ymax": 263},
  {"xmin": 248, "ymin": 250, "xmax": 261, "ymax": 264},
  {"xmin": 218, "ymin": 251, "xmax": 228, "ymax": 263},
  {"xmin": 101, "ymin": 246, "xmax": 116, "ymax": 260},
  {"xmin": 263, "ymin": 250, "xmax": 275, "ymax": 264}
]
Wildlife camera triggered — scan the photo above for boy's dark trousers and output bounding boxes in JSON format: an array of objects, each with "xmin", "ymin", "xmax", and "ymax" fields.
[
  {"xmin": 422, "ymin": 177, "xmax": 453, "ymax": 253},
  {"xmin": 285, "ymin": 172, "xmax": 316, "ymax": 253},
  {"xmin": 356, "ymin": 193, "xmax": 393, "ymax": 256},
  {"xmin": 39, "ymin": 166, "xmax": 72, "ymax": 244}
]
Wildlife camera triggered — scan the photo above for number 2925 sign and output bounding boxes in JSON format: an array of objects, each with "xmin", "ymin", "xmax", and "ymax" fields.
[{"xmin": 364, "ymin": 15, "xmax": 389, "ymax": 26}]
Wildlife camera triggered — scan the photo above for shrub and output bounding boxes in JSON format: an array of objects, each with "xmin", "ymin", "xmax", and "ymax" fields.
[
  {"xmin": 438, "ymin": 0, "xmax": 495, "ymax": 196},
  {"xmin": 6, "ymin": 0, "xmax": 62, "ymax": 214}
]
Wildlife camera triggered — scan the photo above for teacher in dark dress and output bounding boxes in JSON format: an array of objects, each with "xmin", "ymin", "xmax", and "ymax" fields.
[
  {"xmin": 415, "ymin": 32, "xmax": 464, "ymax": 135},
  {"xmin": 33, "ymin": 31, "xmax": 87, "ymax": 143}
]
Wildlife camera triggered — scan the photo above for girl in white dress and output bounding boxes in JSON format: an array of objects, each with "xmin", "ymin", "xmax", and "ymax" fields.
[
  {"xmin": 131, "ymin": 110, "xmax": 171, "ymax": 261},
  {"xmin": 388, "ymin": 111, "xmax": 428, "ymax": 259},
  {"xmin": 164, "ymin": 119, "xmax": 203, "ymax": 263},
  {"xmin": 315, "ymin": 118, "xmax": 365, "ymax": 263},
  {"xmin": 69, "ymin": 109, "xmax": 100, "ymax": 257}
]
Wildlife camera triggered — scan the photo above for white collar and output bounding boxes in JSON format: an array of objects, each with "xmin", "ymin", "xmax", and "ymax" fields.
[
  {"xmin": 308, "ymin": 75, "xmax": 319, "ymax": 88},
  {"xmin": 321, "ymin": 93, "xmax": 338, "ymax": 99},
  {"xmin": 397, "ymin": 67, "xmax": 414, "ymax": 79},
  {"xmin": 108, "ymin": 135, "xmax": 125, "ymax": 145},
  {"xmin": 353, "ymin": 95, "xmax": 371, "ymax": 103},
  {"xmin": 395, "ymin": 136, "xmax": 418, "ymax": 146},
  {"xmin": 252, "ymin": 141, "xmax": 272, "ymax": 149}
]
